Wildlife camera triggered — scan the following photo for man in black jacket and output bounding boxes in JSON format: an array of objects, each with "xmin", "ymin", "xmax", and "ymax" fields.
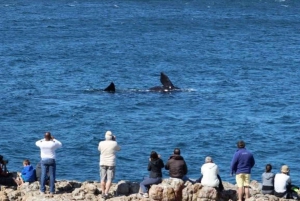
[{"xmin": 165, "ymin": 148, "xmax": 189, "ymax": 181}]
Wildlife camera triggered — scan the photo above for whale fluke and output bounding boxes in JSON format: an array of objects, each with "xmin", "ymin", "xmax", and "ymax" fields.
[
  {"xmin": 149, "ymin": 72, "xmax": 180, "ymax": 92},
  {"xmin": 104, "ymin": 82, "xmax": 115, "ymax": 92}
]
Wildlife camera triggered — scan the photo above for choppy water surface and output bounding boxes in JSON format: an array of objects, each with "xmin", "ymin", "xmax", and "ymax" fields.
[{"xmin": 0, "ymin": 0, "xmax": 299, "ymax": 184}]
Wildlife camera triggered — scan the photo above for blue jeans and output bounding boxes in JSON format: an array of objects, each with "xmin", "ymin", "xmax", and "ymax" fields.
[
  {"xmin": 140, "ymin": 177, "xmax": 162, "ymax": 193},
  {"xmin": 40, "ymin": 159, "xmax": 56, "ymax": 193}
]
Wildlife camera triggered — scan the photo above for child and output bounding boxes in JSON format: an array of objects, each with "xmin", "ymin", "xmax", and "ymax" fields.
[
  {"xmin": 261, "ymin": 164, "xmax": 275, "ymax": 195},
  {"xmin": 20, "ymin": 159, "xmax": 36, "ymax": 183}
]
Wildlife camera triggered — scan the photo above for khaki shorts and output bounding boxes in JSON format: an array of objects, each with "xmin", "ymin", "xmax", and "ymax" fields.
[
  {"xmin": 236, "ymin": 173, "xmax": 251, "ymax": 187},
  {"xmin": 100, "ymin": 165, "xmax": 115, "ymax": 182}
]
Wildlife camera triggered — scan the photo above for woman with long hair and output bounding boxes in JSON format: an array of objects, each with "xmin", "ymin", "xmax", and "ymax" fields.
[{"xmin": 139, "ymin": 151, "xmax": 164, "ymax": 198}]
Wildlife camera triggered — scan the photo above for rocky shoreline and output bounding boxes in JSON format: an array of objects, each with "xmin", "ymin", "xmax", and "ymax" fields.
[{"xmin": 0, "ymin": 177, "xmax": 296, "ymax": 201}]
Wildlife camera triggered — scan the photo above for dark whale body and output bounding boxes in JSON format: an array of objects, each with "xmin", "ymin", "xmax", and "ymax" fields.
[{"xmin": 149, "ymin": 72, "xmax": 180, "ymax": 92}]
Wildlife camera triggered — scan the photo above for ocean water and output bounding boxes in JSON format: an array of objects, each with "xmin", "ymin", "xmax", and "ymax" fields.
[{"xmin": 0, "ymin": 0, "xmax": 299, "ymax": 185}]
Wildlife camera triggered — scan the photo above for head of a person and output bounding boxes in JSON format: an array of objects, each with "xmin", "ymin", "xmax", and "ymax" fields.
[
  {"xmin": 23, "ymin": 159, "xmax": 30, "ymax": 166},
  {"xmin": 237, "ymin": 140, "xmax": 245, "ymax": 148},
  {"xmin": 205, "ymin": 156, "xmax": 213, "ymax": 163},
  {"xmin": 281, "ymin": 165, "xmax": 289, "ymax": 174},
  {"xmin": 105, "ymin": 130, "xmax": 113, "ymax": 140},
  {"xmin": 150, "ymin": 151, "xmax": 159, "ymax": 160},
  {"xmin": 0, "ymin": 155, "xmax": 8, "ymax": 165},
  {"xmin": 265, "ymin": 164, "xmax": 272, "ymax": 173},
  {"xmin": 44, "ymin": 132, "xmax": 52, "ymax": 141},
  {"xmin": 173, "ymin": 148, "xmax": 181, "ymax": 155}
]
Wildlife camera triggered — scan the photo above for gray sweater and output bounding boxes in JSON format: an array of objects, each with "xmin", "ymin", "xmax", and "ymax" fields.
[{"xmin": 262, "ymin": 172, "xmax": 275, "ymax": 194}]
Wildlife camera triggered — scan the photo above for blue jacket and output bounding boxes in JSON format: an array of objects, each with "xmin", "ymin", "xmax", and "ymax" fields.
[
  {"xmin": 21, "ymin": 165, "xmax": 36, "ymax": 182},
  {"xmin": 230, "ymin": 148, "xmax": 255, "ymax": 174}
]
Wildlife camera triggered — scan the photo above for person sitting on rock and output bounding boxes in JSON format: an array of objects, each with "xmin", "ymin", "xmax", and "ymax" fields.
[
  {"xmin": 274, "ymin": 165, "xmax": 292, "ymax": 198},
  {"xmin": 20, "ymin": 159, "xmax": 36, "ymax": 184},
  {"xmin": 0, "ymin": 155, "xmax": 21, "ymax": 186},
  {"xmin": 140, "ymin": 151, "xmax": 164, "ymax": 198},
  {"xmin": 165, "ymin": 148, "xmax": 189, "ymax": 182},
  {"xmin": 261, "ymin": 164, "xmax": 275, "ymax": 195},
  {"xmin": 196, "ymin": 156, "xmax": 224, "ymax": 191}
]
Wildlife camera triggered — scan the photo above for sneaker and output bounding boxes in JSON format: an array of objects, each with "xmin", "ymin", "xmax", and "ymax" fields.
[
  {"xmin": 102, "ymin": 194, "xmax": 108, "ymax": 199},
  {"xmin": 143, "ymin": 193, "xmax": 149, "ymax": 198},
  {"xmin": 47, "ymin": 194, "xmax": 53, "ymax": 198}
]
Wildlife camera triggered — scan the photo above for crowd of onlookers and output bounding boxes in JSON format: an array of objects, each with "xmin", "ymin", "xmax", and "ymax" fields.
[
  {"xmin": 0, "ymin": 132, "xmax": 299, "ymax": 200},
  {"xmin": 98, "ymin": 132, "xmax": 299, "ymax": 200},
  {"xmin": 0, "ymin": 132, "xmax": 60, "ymax": 198}
]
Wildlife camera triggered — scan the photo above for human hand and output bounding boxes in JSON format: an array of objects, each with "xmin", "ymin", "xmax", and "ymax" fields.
[{"xmin": 158, "ymin": 154, "xmax": 161, "ymax": 158}]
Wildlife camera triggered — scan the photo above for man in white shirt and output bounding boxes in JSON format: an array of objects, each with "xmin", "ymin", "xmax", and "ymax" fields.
[
  {"xmin": 199, "ymin": 156, "xmax": 224, "ymax": 191},
  {"xmin": 98, "ymin": 131, "xmax": 120, "ymax": 199},
  {"xmin": 36, "ymin": 132, "xmax": 62, "ymax": 195},
  {"xmin": 274, "ymin": 165, "xmax": 292, "ymax": 198}
]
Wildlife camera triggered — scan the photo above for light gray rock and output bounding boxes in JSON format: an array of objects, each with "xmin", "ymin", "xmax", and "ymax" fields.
[
  {"xmin": 0, "ymin": 179, "xmax": 298, "ymax": 201},
  {"xmin": 72, "ymin": 187, "xmax": 86, "ymax": 200}
]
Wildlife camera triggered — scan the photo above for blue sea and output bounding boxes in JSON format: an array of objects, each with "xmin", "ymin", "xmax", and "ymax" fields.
[{"xmin": 1, "ymin": 0, "xmax": 299, "ymax": 185}]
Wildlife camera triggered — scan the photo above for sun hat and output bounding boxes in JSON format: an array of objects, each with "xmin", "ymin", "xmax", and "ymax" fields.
[
  {"xmin": 105, "ymin": 131, "xmax": 113, "ymax": 140},
  {"xmin": 205, "ymin": 156, "xmax": 213, "ymax": 163},
  {"xmin": 281, "ymin": 165, "xmax": 289, "ymax": 173}
]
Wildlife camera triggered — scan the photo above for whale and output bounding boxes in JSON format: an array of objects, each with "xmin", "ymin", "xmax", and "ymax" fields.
[
  {"xmin": 149, "ymin": 72, "xmax": 180, "ymax": 92},
  {"xmin": 102, "ymin": 72, "xmax": 179, "ymax": 93},
  {"xmin": 103, "ymin": 82, "xmax": 115, "ymax": 92}
]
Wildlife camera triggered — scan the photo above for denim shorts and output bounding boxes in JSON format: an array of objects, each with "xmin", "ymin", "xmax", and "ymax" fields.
[{"xmin": 100, "ymin": 165, "xmax": 115, "ymax": 182}]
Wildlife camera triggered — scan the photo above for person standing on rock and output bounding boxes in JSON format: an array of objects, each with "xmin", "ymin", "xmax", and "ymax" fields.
[
  {"xmin": 98, "ymin": 131, "xmax": 121, "ymax": 199},
  {"xmin": 36, "ymin": 132, "xmax": 62, "ymax": 196},
  {"xmin": 165, "ymin": 148, "xmax": 189, "ymax": 182},
  {"xmin": 230, "ymin": 140, "xmax": 255, "ymax": 201}
]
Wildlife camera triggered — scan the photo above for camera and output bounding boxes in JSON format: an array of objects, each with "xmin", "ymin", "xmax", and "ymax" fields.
[
  {"xmin": 0, "ymin": 155, "xmax": 8, "ymax": 165},
  {"xmin": 1, "ymin": 159, "xmax": 8, "ymax": 165},
  {"xmin": 0, "ymin": 155, "xmax": 9, "ymax": 174},
  {"xmin": 112, "ymin": 135, "xmax": 116, "ymax": 141}
]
